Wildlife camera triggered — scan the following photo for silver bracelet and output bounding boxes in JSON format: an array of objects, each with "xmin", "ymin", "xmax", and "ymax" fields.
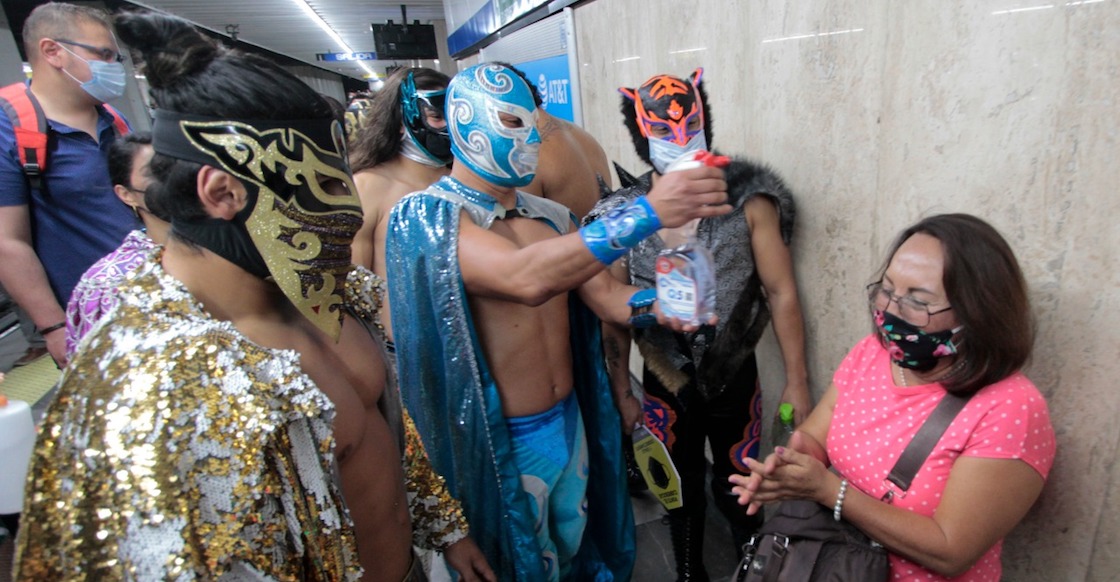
[{"xmin": 833, "ymin": 479, "xmax": 849, "ymax": 522}]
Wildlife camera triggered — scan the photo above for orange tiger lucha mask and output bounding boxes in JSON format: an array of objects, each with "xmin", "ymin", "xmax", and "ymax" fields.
[{"xmin": 619, "ymin": 68, "xmax": 712, "ymax": 174}]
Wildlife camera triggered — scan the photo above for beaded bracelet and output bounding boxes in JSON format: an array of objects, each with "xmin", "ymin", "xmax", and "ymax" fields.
[
  {"xmin": 833, "ymin": 479, "xmax": 849, "ymax": 522},
  {"xmin": 37, "ymin": 321, "xmax": 66, "ymax": 335}
]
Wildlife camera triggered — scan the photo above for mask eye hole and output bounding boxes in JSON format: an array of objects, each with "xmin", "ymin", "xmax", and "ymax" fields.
[
  {"xmin": 422, "ymin": 106, "xmax": 446, "ymax": 128},
  {"xmin": 316, "ymin": 176, "xmax": 352, "ymax": 199},
  {"xmin": 498, "ymin": 112, "xmax": 524, "ymax": 129},
  {"xmin": 647, "ymin": 125, "xmax": 672, "ymax": 139}
]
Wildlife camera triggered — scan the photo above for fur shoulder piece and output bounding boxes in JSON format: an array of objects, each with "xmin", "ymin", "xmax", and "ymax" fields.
[
  {"xmin": 723, "ymin": 155, "xmax": 796, "ymax": 244},
  {"xmin": 613, "ymin": 161, "xmax": 642, "ymax": 190},
  {"xmin": 584, "ymin": 169, "xmax": 653, "ymax": 226},
  {"xmin": 596, "ymin": 173, "xmax": 613, "ymax": 200}
]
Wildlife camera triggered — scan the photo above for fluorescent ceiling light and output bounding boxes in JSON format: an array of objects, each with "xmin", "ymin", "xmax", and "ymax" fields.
[{"xmin": 290, "ymin": 0, "xmax": 376, "ymax": 78}]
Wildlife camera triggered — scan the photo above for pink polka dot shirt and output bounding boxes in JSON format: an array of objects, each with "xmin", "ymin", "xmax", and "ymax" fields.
[{"xmin": 828, "ymin": 335, "xmax": 1056, "ymax": 581}]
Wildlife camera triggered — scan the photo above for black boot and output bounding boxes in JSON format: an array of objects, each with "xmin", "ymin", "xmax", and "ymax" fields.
[
  {"xmin": 622, "ymin": 433, "xmax": 648, "ymax": 495},
  {"xmin": 668, "ymin": 510, "xmax": 710, "ymax": 582}
]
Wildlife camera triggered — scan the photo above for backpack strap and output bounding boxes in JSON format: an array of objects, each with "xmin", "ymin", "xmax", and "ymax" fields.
[
  {"xmin": 0, "ymin": 83, "xmax": 49, "ymax": 191},
  {"xmin": 103, "ymin": 104, "xmax": 130, "ymax": 137}
]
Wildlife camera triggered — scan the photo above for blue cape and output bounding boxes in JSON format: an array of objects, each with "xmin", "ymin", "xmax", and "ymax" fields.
[{"xmin": 387, "ymin": 176, "xmax": 635, "ymax": 581}]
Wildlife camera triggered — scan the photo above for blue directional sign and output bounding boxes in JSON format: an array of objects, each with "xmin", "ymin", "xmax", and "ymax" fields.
[
  {"xmin": 515, "ymin": 54, "xmax": 575, "ymax": 123},
  {"xmin": 316, "ymin": 51, "xmax": 378, "ymax": 62}
]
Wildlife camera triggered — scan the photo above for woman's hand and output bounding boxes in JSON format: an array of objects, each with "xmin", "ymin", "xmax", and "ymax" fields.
[
  {"xmin": 443, "ymin": 537, "xmax": 497, "ymax": 582},
  {"xmin": 729, "ymin": 435, "xmax": 836, "ymax": 515},
  {"xmin": 728, "ymin": 454, "xmax": 775, "ymax": 516}
]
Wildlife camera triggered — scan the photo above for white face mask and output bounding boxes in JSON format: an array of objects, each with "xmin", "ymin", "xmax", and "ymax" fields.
[
  {"xmin": 648, "ymin": 131, "xmax": 707, "ymax": 174},
  {"xmin": 399, "ymin": 130, "xmax": 448, "ymax": 167},
  {"xmin": 60, "ymin": 45, "xmax": 127, "ymax": 103}
]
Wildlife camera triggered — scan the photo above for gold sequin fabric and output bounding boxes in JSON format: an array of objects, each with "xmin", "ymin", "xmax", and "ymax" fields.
[
  {"xmin": 14, "ymin": 252, "xmax": 360, "ymax": 581},
  {"xmin": 345, "ymin": 267, "xmax": 469, "ymax": 550},
  {"xmin": 344, "ymin": 266, "xmax": 388, "ymax": 345},
  {"xmin": 402, "ymin": 409, "xmax": 468, "ymax": 550}
]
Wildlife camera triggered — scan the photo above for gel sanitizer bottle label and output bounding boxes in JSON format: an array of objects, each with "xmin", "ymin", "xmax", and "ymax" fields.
[
  {"xmin": 656, "ymin": 256, "xmax": 699, "ymax": 320},
  {"xmin": 653, "ymin": 150, "xmax": 726, "ymax": 326}
]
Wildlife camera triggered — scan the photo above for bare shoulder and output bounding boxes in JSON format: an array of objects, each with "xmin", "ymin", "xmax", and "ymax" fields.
[
  {"xmin": 570, "ymin": 122, "xmax": 608, "ymax": 159},
  {"xmin": 744, "ymin": 193, "xmax": 781, "ymax": 225},
  {"xmin": 354, "ymin": 167, "xmax": 399, "ymax": 207},
  {"xmin": 541, "ymin": 118, "xmax": 608, "ymax": 177},
  {"xmin": 532, "ymin": 116, "xmax": 609, "ymax": 217}
]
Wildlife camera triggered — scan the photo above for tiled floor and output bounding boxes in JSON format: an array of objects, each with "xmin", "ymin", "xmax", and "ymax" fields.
[
  {"xmin": 0, "ymin": 498, "xmax": 739, "ymax": 582},
  {"xmin": 631, "ymin": 478, "xmax": 741, "ymax": 582},
  {"xmin": 0, "ymin": 336, "xmax": 741, "ymax": 581}
]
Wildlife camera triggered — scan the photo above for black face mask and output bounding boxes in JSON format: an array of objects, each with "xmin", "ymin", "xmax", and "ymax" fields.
[
  {"xmin": 419, "ymin": 125, "xmax": 452, "ymax": 160},
  {"xmin": 401, "ymin": 76, "xmax": 452, "ymax": 165},
  {"xmin": 873, "ymin": 309, "xmax": 962, "ymax": 372},
  {"xmin": 171, "ymin": 195, "xmax": 269, "ymax": 279},
  {"xmin": 153, "ymin": 110, "xmax": 363, "ymax": 340}
]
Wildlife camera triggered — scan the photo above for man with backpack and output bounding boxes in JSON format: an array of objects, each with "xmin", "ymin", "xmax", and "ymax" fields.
[{"xmin": 0, "ymin": 2, "xmax": 136, "ymax": 368}]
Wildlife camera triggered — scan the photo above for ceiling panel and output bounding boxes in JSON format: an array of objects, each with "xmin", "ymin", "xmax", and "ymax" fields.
[{"xmin": 129, "ymin": 0, "xmax": 448, "ymax": 82}]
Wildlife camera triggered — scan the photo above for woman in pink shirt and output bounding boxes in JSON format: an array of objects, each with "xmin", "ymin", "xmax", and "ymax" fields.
[{"xmin": 731, "ymin": 214, "xmax": 1055, "ymax": 581}]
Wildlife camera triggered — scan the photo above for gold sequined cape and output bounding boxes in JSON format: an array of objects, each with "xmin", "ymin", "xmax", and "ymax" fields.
[{"xmin": 14, "ymin": 253, "xmax": 465, "ymax": 580}]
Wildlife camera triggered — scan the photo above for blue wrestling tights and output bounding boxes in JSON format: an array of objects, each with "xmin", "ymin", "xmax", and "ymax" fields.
[{"xmin": 506, "ymin": 393, "xmax": 589, "ymax": 582}]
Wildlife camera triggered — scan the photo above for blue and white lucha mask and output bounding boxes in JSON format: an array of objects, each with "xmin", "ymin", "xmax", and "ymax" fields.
[{"xmin": 447, "ymin": 63, "xmax": 541, "ymax": 188}]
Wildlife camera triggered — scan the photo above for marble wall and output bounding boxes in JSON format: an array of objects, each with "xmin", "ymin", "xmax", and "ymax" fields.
[{"xmin": 570, "ymin": 0, "xmax": 1119, "ymax": 580}]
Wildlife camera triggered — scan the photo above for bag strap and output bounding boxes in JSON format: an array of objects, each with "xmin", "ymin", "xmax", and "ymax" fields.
[
  {"xmin": 103, "ymin": 104, "xmax": 130, "ymax": 137},
  {"xmin": 0, "ymin": 82, "xmax": 50, "ymax": 190},
  {"xmin": 886, "ymin": 392, "xmax": 970, "ymax": 492}
]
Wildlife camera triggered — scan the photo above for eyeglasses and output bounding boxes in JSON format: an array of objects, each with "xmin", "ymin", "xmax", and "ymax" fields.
[
  {"xmin": 55, "ymin": 39, "xmax": 125, "ymax": 63},
  {"xmin": 866, "ymin": 282, "xmax": 953, "ymax": 328}
]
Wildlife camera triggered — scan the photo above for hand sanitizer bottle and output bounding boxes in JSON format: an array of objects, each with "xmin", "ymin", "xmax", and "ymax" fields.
[
  {"xmin": 655, "ymin": 151, "xmax": 727, "ymax": 326},
  {"xmin": 772, "ymin": 402, "xmax": 796, "ymax": 452}
]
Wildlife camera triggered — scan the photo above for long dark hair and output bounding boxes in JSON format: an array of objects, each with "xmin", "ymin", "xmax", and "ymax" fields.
[
  {"xmin": 107, "ymin": 131, "xmax": 170, "ymax": 221},
  {"xmin": 107, "ymin": 132, "xmax": 151, "ymax": 189},
  {"xmin": 874, "ymin": 214, "xmax": 1033, "ymax": 395},
  {"xmin": 114, "ymin": 11, "xmax": 336, "ymax": 227},
  {"xmin": 348, "ymin": 67, "xmax": 449, "ymax": 172}
]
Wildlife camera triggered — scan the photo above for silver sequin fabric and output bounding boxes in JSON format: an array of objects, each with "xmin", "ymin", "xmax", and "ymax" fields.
[{"xmin": 16, "ymin": 251, "xmax": 361, "ymax": 581}]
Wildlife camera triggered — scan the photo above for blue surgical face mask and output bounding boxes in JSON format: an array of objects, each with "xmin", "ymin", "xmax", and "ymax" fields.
[
  {"xmin": 649, "ymin": 131, "xmax": 707, "ymax": 174},
  {"xmin": 60, "ymin": 45, "xmax": 127, "ymax": 103}
]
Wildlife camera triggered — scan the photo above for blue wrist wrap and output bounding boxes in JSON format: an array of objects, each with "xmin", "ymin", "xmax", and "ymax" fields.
[
  {"xmin": 579, "ymin": 196, "xmax": 662, "ymax": 265},
  {"xmin": 628, "ymin": 288, "xmax": 658, "ymax": 328},
  {"xmin": 628, "ymin": 288, "xmax": 657, "ymax": 309}
]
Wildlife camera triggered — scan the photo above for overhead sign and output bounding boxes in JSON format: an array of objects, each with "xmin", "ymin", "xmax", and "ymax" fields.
[
  {"xmin": 512, "ymin": 54, "xmax": 575, "ymax": 123},
  {"xmin": 448, "ymin": 0, "xmax": 551, "ymax": 55},
  {"xmin": 316, "ymin": 51, "xmax": 377, "ymax": 62}
]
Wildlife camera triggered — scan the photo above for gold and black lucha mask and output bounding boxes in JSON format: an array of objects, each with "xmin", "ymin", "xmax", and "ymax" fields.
[{"xmin": 153, "ymin": 110, "xmax": 362, "ymax": 340}]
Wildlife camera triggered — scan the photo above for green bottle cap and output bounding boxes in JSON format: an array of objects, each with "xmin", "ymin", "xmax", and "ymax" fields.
[{"xmin": 778, "ymin": 402, "xmax": 795, "ymax": 424}]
